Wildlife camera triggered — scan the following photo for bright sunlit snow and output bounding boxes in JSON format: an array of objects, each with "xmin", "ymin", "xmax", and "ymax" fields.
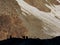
[{"xmin": 16, "ymin": 0, "xmax": 60, "ymax": 37}]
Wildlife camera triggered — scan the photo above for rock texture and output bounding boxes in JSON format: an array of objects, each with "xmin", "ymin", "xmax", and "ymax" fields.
[
  {"xmin": 0, "ymin": 0, "xmax": 60, "ymax": 40},
  {"xmin": 0, "ymin": 0, "xmax": 28, "ymax": 40}
]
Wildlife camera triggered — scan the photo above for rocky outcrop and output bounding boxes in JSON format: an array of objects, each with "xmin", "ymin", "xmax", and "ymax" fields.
[
  {"xmin": 0, "ymin": 0, "xmax": 28, "ymax": 40},
  {"xmin": 0, "ymin": 0, "xmax": 60, "ymax": 40}
]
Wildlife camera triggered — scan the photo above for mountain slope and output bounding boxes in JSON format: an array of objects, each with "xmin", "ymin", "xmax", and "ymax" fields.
[
  {"xmin": 16, "ymin": 0, "xmax": 60, "ymax": 39},
  {"xmin": 0, "ymin": 0, "xmax": 28, "ymax": 40}
]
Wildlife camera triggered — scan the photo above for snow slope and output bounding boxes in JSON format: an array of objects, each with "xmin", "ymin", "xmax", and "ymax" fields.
[{"xmin": 16, "ymin": 0, "xmax": 60, "ymax": 38}]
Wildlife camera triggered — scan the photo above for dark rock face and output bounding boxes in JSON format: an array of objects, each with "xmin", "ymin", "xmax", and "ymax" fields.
[
  {"xmin": 0, "ymin": 0, "xmax": 28, "ymax": 40},
  {"xmin": 0, "ymin": 36, "xmax": 60, "ymax": 45}
]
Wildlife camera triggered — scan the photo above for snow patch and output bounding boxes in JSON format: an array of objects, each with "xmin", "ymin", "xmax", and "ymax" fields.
[{"xmin": 16, "ymin": 0, "xmax": 60, "ymax": 37}]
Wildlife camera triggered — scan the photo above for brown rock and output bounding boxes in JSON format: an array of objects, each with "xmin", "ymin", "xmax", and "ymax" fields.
[
  {"xmin": 24, "ymin": 0, "xmax": 60, "ymax": 12},
  {"xmin": 0, "ymin": 0, "xmax": 28, "ymax": 40}
]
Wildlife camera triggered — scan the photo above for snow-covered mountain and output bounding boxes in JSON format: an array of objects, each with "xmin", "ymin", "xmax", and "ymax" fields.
[
  {"xmin": 0, "ymin": 0, "xmax": 60, "ymax": 40},
  {"xmin": 16, "ymin": 0, "xmax": 60, "ymax": 39}
]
